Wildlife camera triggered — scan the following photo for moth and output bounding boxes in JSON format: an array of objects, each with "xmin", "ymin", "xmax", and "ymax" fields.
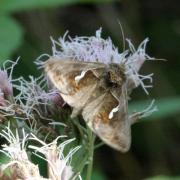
[{"xmin": 44, "ymin": 58, "xmax": 143, "ymax": 152}]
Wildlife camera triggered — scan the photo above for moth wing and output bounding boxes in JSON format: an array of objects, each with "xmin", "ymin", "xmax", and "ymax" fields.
[
  {"xmin": 82, "ymin": 84, "xmax": 131, "ymax": 152},
  {"xmin": 45, "ymin": 58, "xmax": 106, "ymax": 112}
]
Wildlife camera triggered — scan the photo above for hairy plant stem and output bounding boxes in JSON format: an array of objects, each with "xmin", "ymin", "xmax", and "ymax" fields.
[{"xmin": 86, "ymin": 128, "xmax": 96, "ymax": 180}]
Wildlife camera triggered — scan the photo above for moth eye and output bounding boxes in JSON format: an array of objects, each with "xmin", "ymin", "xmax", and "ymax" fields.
[{"xmin": 107, "ymin": 71, "xmax": 111, "ymax": 78}]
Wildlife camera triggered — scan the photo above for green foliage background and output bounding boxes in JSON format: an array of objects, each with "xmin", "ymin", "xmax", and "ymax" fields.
[{"xmin": 0, "ymin": 0, "xmax": 180, "ymax": 179}]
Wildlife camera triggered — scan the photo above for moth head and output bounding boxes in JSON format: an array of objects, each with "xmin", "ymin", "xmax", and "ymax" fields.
[{"xmin": 106, "ymin": 63, "xmax": 126, "ymax": 87}]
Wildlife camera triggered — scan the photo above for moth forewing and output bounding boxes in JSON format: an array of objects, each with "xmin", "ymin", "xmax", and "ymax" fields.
[
  {"xmin": 45, "ymin": 58, "xmax": 106, "ymax": 113},
  {"xmin": 45, "ymin": 58, "xmax": 131, "ymax": 152}
]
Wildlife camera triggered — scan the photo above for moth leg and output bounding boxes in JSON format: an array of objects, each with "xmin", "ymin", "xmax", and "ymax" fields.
[{"xmin": 71, "ymin": 107, "xmax": 82, "ymax": 118}]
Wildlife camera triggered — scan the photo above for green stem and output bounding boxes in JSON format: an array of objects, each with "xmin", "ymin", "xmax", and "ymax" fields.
[{"xmin": 86, "ymin": 129, "xmax": 95, "ymax": 180}]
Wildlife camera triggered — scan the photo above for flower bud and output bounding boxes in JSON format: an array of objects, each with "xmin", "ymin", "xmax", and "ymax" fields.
[{"xmin": 0, "ymin": 70, "xmax": 13, "ymax": 100}]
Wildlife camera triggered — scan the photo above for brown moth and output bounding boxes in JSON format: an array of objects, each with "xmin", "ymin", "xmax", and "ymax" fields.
[{"xmin": 44, "ymin": 58, "xmax": 144, "ymax": 152}]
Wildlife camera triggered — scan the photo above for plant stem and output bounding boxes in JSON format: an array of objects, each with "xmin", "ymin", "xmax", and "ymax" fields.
[{"xmin": 86, "ymin": 129, "xmax": 95, "ymax": 180}]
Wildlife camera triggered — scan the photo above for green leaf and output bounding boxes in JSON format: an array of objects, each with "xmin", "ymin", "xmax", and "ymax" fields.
[
  {"xmin": 145, "ymin": 175, "xmax": 180, "ymax": 180},
  {"xmin": 0, "ymin": 16, "xmax": 23, "ymax": 62},
  {"xmin": 0, "ymin": 0, "xmax": 114, "ymax": 14},
  {"xmin": 129, "ymin": 97, "xmax": 180, "ymax": 120}
]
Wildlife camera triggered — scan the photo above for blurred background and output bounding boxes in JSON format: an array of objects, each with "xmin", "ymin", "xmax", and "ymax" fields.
[{"xmin": 0, "ymin": 0, "xmax": 180, "ymax": 179}]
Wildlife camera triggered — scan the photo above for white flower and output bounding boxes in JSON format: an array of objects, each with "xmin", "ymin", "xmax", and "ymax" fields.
[
  {"xmin": 0, "ymin": 124, "xmax": 45, "ymax": 180},
  {"xmin": 29, "ymin": 134, "xmax": 81, "ymax": 180},
  {"xmin": 0, "ymin": 124, "xmax": 81, "ymax": 180}
]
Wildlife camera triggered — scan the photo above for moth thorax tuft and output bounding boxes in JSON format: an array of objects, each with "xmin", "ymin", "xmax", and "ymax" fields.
[{"xmin": 106, "ymin": 63, "xmax": 126, "ymax": 87}]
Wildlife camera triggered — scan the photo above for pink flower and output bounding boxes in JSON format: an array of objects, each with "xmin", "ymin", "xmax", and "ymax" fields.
[
  {"xmin": 0, "ymin": 89, "xmax": 6, "ymax": 106},
  {"xmin": 49, "ymin": 29, "xmax": 155, "ymax": 94},
  {"xmin": 49, "ymin": 90, "xmax": 65, "ymax": 107},
  {"xmin": 0, "ymin": 70, "xmax": 13, "ymax": 99}
]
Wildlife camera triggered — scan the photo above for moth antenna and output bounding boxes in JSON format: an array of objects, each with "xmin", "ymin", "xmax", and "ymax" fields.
[{"xmin": 117, "ymin": 20, "xmax": 126, "ymax": 52}]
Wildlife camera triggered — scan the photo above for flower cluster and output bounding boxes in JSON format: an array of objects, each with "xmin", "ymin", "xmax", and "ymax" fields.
[
  {"xmin": 0, "ymin": 58, "xmax": 91, "ymax": 180},
  {"xmin": 0, "ymin": 59, "xmax": 82, "ymax": 179},
  {"xmin": 49, "ymin": 28, "xmax": 155, "ymax": 94},
  {"xmin": 0, "ymin": 59, "xmax": 64, "ymax": 125},
  {"xmin": 0, "ymin": 124, "xmax": 81, "ymax": 180}
]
